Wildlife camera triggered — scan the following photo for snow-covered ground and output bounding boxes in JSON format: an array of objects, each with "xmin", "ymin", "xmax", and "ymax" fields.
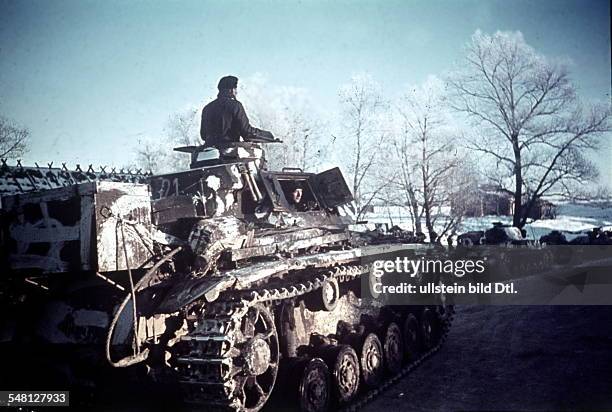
[{"xmin": 364, "ymin": 201, "xmax": 612, "ymax": 242}]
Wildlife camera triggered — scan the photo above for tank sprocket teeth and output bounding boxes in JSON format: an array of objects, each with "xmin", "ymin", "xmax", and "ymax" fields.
[{"xmin": 177, "ymin": 302, "xmax": 279, "ymax": 411}]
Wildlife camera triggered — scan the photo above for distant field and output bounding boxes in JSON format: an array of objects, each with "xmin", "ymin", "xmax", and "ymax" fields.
[{"xmin": 363, "ymin": 202, "xmax": 612, "ymax": 241}]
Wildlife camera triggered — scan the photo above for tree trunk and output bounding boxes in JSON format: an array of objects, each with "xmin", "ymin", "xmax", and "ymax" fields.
[
  {"xmin": 424, "ymin": 205, "xmax": 436, "ymax": 242},
  {"xmin": 512, "ymin": 138, "xmax": 523, "ymax": 228},
  {"xmin": 407, "ymin": 185, "xmax": 421, "ymax": 233},
  {"xmin": 421, "ymin": 156, "xmax": 435, "ymax": 241},
  {"xmin": 519, "ymin": 194, "xmax": 537, "ymax": 228}
]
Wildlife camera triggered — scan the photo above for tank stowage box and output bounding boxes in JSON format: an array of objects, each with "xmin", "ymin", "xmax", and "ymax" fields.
[{"xmin": 1, "ymin": 181, "xmax": 152, "ymax": 274}]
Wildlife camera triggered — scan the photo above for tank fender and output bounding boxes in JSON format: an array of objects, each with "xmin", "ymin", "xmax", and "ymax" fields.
[{"xmin": 156, "ymin": 275, "xmax": 237, "ymax": 313}]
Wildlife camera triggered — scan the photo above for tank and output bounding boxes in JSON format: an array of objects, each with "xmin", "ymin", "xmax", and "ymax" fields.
[{"xmin": 0, "ymin": 143, "xmax": 453, "ymax": 411}]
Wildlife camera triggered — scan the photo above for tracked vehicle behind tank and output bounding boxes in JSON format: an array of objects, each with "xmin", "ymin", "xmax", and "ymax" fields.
[
  {"xmin": 0, "ymin": 141, "xmax": 453, "ymax": 411},
  {"xmin": 455, "ymin": 222, "xmax": 557, "ymax": 279}
]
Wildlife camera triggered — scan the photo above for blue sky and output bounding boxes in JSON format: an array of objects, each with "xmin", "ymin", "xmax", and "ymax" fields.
[{"xmin": 0, "ymin": 0, "xmax": 610, "ymax": 178}]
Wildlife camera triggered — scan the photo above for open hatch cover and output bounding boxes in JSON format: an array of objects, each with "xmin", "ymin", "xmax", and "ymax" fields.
[{"xmin": 311, "ymin": 167, "xmax": 353, "ymax": 208}]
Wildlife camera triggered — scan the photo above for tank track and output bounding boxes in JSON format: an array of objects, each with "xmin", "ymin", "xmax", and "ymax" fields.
[
  {"xmin": 340, "ymin": 309, "xmax": 454, "ymax": 412},
  {"xmin": 172, "ymin": 263, "xmax": 454, "ymax": 411}
]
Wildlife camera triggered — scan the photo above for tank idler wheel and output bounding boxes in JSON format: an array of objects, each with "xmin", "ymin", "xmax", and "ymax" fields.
[
  {"xmin": 306, "ymin": 278, "xmax": 340, "ymax": 311},
  {"xmin": 297, "ymin": 357, "xmax": 331, "ymax": 412},
  {"xmin": 319, "ymin": 344, "xmax": 360, "ymax": 404},
  {"xmin": 382, "ymin": 322, "xmax": 403, "ymax": 374},
  {"xmin": 420, "ymin": 307, "xmax": 441, "ymax": 350},
  {"xmin": 402, "ymin": 313, "xmax": 420, "ymax": 360}
]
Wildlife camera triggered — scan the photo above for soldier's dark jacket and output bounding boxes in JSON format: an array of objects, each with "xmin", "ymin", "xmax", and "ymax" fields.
[{"xmin": 200, "ymin": 91, "xmax": 273, "ymax": 148}]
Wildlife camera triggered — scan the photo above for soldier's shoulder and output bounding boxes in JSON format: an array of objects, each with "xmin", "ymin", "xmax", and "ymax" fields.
[
  {"xmin": 202, "ymin": 98, "xmax": 218, "ymax": 111},
  {"xmin": 208, "ymin": 97, "xmax": 243, "ymax": 113}
]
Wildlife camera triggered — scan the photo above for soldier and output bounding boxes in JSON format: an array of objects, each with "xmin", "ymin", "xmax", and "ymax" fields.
[
  {"xmin": 200, "ymin": 75, "xmax": 275, "ymax": 152},
  {"xmin": 286, "ymin": 181, "xmax": 312, "ymax": 212}
]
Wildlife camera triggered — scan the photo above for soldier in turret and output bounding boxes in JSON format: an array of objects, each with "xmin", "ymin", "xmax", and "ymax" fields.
[{"xmin": 200, "ymin": 75, "xmax": 275, "ymax": 153}]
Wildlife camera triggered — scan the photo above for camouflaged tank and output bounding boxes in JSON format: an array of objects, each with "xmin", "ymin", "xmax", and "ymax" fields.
[{"xmin": 0, "ymin": 142, "xmax": 453, "ymax": 412}]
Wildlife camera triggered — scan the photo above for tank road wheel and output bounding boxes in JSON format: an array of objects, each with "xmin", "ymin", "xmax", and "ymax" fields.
[
  {"xmin": 321, "ymin": 345, "xmax": 360, "ymax": 404},
  {"xmin": 306, "ymin": 278, "xmax": 340, "ymax": 311},
  {"xmin": 359, "ymin": 333, "xmax": 384, "ymax": 387},
  {"xmin": 420, "ymin": 307, "xmax": 441, "ymax": 350},
  {"xmin": 382, "ymin": 322, "xmax": 403, "ymax": 374},
  {"xmin": 234, "ymin": 304, "xmax": 279, "ymax": 411},
  {"xmin": 298, "ymin": 358, "xmax": 331, "ymax": 412},
  {"xmin": 319, "ymin": 278, "xmax": 340, "ymax": 311},
  {"xmin": 402, "ymin": 313, "xmax": 420, "ymax": 361}
]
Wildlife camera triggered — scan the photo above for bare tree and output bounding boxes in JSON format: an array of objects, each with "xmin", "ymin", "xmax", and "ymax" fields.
[
  {"xmin": 0, "ymin": 116, "xmax": 29, "ymax": 159},
  {"xmin": 239, "ymin": 76, "xmax": 327, "ymax": 172},
  {"xmin": 567, "ymin": 183, "xmax": 611, "ymax": 202},
  {"xmin": 446, "ymin": 156, "xmax": 482, "ymax": 237},
  {"xmin": 135, "ymin": 138, "xmax": 167, "ymax": 174},
  {"xmin": 134, "ymin": 108, "xmax": 201, "ymax": 174},
  {"xmin": 338, "ymin": 74, "xmax": 389, "ymax": 220},
  {"xmin": 265, "ymin": 105, "xmax": 327, "ymax": 171},
  {"xmin": 391, "ymin": 77, "xmax": 465, "ymax": 242},
  {"xmin": 391, "ymin": 110, "xmax": 422, "ymax": 234},
  {"xmin": 166, "ymin": 109, "xmax": 201, "ymax": 147},
  {"xmin": 448, "ymin": 31, "xmax": 611, "ymax": 227},
  {"xmin": 165, "ymin": 109, "xmax": 201, "ymax": 170}
]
